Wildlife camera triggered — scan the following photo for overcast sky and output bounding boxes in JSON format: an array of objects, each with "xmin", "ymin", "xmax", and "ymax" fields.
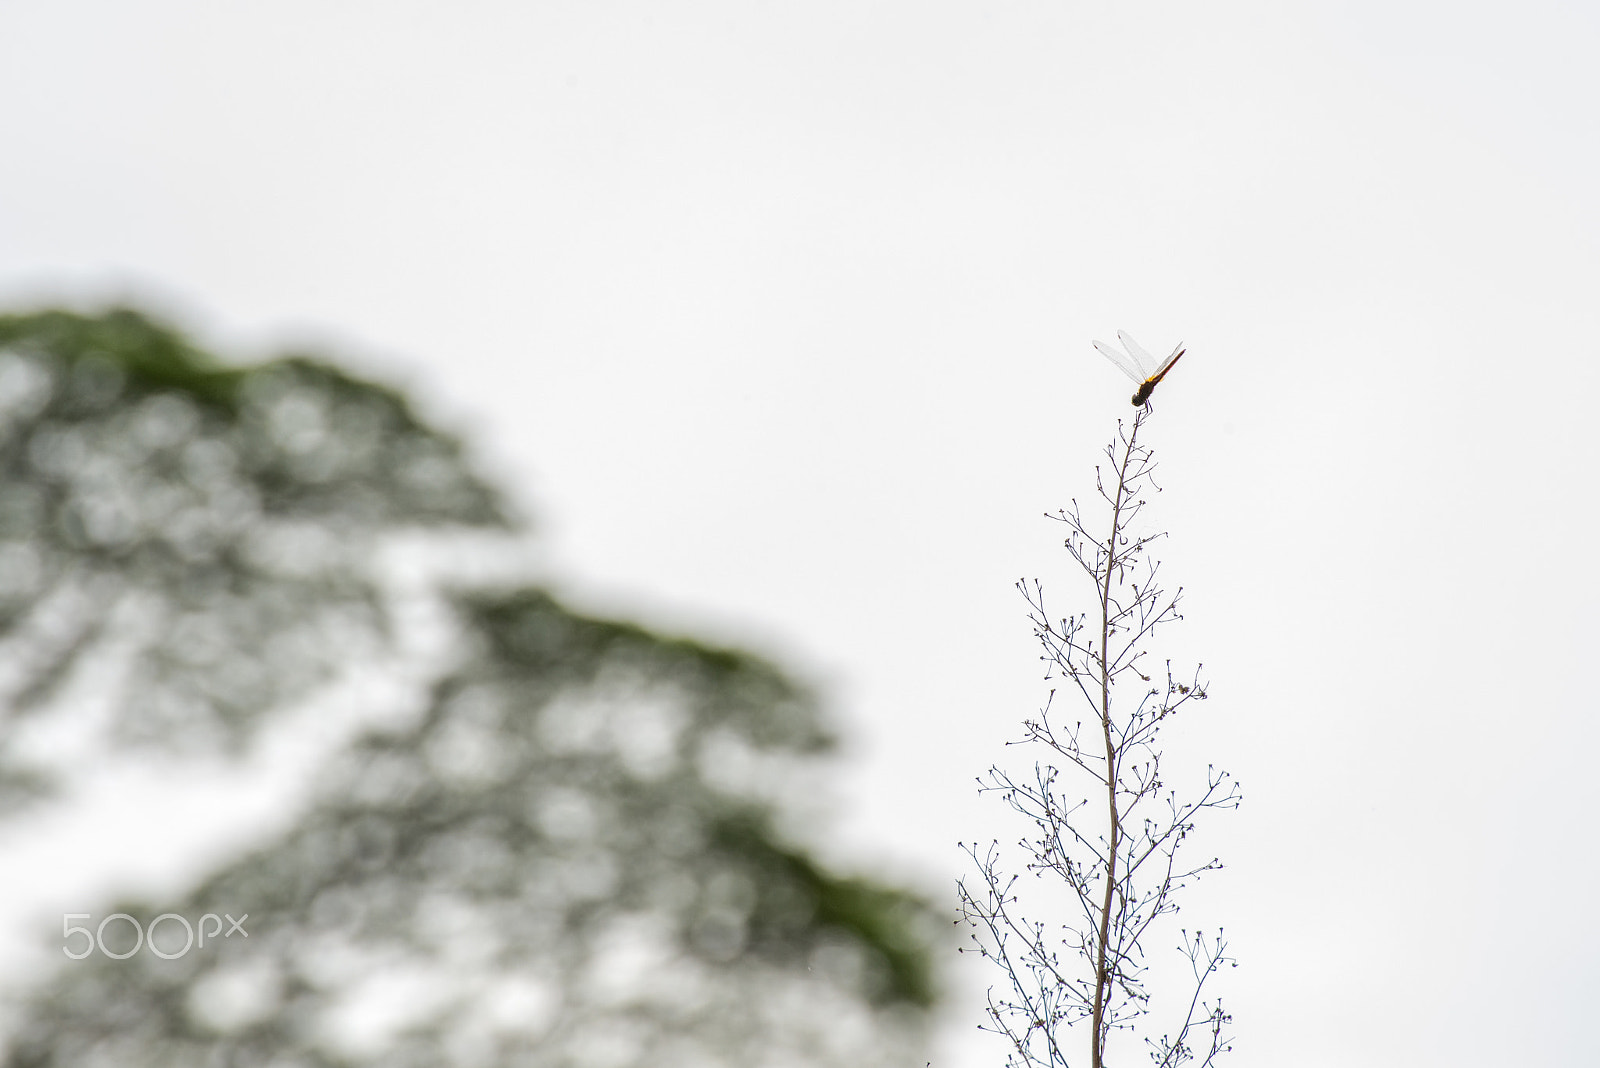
[{"xmin": 3, "ymin": 2, "xmax": 1599, "ymax": 1065}]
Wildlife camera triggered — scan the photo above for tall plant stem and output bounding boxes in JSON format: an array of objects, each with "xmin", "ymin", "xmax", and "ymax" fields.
[{"xmin": 1090, "ymin": 407, "xmax": 1145, "ymax": 1067}]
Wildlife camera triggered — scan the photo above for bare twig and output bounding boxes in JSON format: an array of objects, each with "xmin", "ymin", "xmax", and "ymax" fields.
[{"xmin": 960, "ymin": 407, "xmax": 1240, "ymax": 1067}]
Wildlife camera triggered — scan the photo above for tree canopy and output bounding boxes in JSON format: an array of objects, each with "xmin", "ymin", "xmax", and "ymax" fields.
[{"xmin": 0, "ymin": 309, "xmax": 937, "ymax": 1068}]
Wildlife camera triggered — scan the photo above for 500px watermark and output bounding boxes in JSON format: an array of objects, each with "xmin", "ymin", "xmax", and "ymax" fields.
[{"xmin": 62, "ymin": 913, "xmax": 248, "ymax": 960}]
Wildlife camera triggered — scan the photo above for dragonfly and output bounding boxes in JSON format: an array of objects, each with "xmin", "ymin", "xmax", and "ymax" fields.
[{"xmin": 1093, "ymin": 330, "xmax": 1186, "ymax": 406}]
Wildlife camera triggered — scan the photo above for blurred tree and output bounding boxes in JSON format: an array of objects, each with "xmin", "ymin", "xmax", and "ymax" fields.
[
  {"xmin": 0, "ymin": 310, "xmax": 936, "ymax": 1067},
  {"xmin": 0, "ymin": 308, "xmax": 508, "ymax": 802}
]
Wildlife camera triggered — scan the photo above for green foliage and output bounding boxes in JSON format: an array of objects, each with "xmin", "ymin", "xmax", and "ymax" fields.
[
  {"xmin": 709, "ymin": 814, "xmax": 937, "ymax": 1007},
  {"xmin": 0, "ymin": 308, "xmax": 510, "ymax": 791},
  {"xmin": 0, "ymin": 308, "xmax": 938, "ymax": 1067}
]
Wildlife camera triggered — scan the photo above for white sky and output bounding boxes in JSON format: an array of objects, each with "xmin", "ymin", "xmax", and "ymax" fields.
[{"xmin": 2, "ymin": 1, "xmax": 1599, "ymax": 1065}]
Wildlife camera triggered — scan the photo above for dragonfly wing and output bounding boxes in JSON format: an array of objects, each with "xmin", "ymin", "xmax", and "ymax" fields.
[
  {"xmin": 1116, "ymin": 330, "xmax": 1157, "ymax": 377},
  {"xmin": 1093, "ymin": 340, "xmax": 1145, "ymax": 384},
  {"xmin": 1153, "ymin": 342, "xmax": 1185, "ymax": 378}
]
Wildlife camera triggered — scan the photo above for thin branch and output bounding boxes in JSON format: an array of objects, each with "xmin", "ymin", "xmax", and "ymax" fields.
[{"xmin": 962, "ymin": 402, "xmax": 1240, "ymax": 1068}]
